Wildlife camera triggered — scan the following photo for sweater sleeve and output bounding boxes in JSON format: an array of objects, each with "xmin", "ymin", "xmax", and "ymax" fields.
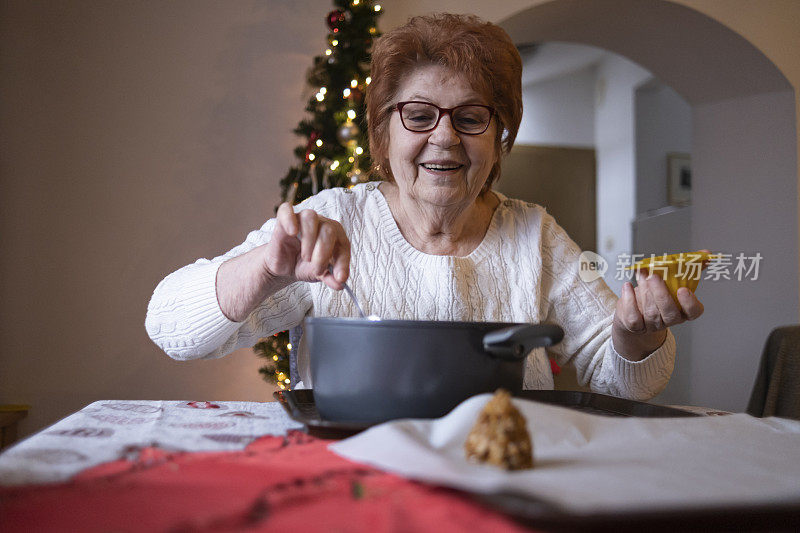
[
  {"xmin": 140, "ymin": 180, "xmax": 373, "ymax": 363},
  {"xmin": 144, "ymin": 219, "xmax": 313, "ymax": 361},
  {"xmin": 538, "ymin": 212, "xmax": 675, "ymax": 400}
]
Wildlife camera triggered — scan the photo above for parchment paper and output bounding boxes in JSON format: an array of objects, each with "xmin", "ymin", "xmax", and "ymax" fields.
[{"xmin": 330, "ymin": 394, "xmax": 800, "ymax": 514}]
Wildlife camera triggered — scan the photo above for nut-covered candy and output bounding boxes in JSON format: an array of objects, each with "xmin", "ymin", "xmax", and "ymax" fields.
[{"xmin": 464, "ymin": 389, "xmax": 533, "ymax": 470}]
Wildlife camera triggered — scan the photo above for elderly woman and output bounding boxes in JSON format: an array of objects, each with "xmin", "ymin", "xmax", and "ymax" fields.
[{"xmin": 146, "ymin": 14, "xmax": 704, "ymax": 399}]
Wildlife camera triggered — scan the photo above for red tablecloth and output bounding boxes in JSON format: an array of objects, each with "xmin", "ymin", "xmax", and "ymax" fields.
[{"xmin": 0, "ymin": 430, "xmax": 533, "ymax": 532}]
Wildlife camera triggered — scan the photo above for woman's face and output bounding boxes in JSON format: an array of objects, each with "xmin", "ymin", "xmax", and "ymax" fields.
[{"xmin": 387, "ymin": 63, "xmax": 498, "ymax": 209}]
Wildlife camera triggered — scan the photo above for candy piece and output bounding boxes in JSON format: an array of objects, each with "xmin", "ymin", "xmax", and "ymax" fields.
[
  {"xmin": 464, "ymin": 389, "xmax": 533, "ymax": 470},
  {"xmin": 626, "ymin": 251, "xmax": 717, "ymax": 303}
]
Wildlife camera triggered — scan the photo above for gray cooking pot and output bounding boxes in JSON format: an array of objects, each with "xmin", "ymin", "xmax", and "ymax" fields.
[{"xmin": 306, "ymin": 317, "xmax": 564, "ymax": 423}]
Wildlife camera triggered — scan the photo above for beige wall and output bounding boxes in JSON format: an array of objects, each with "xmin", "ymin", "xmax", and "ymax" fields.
[
  {"xmin": 2, "ymin": 0, "xmax": 798, "ymax": 437},
  {"xmin": 0, "ymin": 0, "xmax": 332, "ymax": 437},
  {"xmin": 668, "ymin": 0, "xmax": 800, "ymax": 269},
  {"xmin": 670, "ymin": 0, "xmax": 800, "ymax": 87}
]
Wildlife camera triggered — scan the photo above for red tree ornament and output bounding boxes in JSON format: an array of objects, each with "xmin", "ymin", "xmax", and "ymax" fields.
[
  {"xmin": 304, "ymin": 131, "xmax": 320, "ymax": 162},
  {"xmin": 327, "ymin": 10, "xmax": 346, "ymax": 31},
  {"xmin": 348, "ymin": 87, "xmax": 364, "ymax": 103}
]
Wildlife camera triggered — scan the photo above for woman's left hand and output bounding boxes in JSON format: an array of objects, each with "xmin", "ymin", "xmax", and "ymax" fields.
[{"xmin": 611, "ymin": 272, "xmax": 705, "ymax": 361}]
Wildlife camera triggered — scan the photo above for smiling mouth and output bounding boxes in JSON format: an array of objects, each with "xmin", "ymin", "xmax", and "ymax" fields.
[{"xmin": 420, "ymin": 163, "xmax": 463, "ymax": 172}]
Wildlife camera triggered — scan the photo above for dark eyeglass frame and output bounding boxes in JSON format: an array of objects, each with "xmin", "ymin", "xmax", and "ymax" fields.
[{"xmin": 393, "ymin": 101, "xmax": 496, "ymax": 135}]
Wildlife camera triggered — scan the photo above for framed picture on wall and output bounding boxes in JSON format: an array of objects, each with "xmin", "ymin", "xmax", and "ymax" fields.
[{"xmin": 667, "ymin": 152, "xmax": 691, "ymax": 206}]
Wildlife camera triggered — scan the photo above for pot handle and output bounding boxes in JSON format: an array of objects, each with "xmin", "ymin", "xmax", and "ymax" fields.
[{"xmin": 482, "ymin": 324, "xmax": 564, "ymax": 361}]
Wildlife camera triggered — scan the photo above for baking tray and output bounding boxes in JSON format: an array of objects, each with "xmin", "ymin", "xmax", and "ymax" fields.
[
  {"xmin": 273, "ymin": 390, "xmax": 800, "ymax": 531},
  {"xmin": 274, "ymin": 389, "xmax": 699, "ymax": 439},
  {"xmin": 481, "ymin": 492, "xmax": 800, "ymax": 532}
]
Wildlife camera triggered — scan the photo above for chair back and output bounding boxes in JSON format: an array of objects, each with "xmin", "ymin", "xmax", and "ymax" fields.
[{"xmin": 747, "ymin": 325, "xmax": 800, "ymax": 419}]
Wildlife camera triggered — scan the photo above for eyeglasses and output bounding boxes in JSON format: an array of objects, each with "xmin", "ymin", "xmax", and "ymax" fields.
[{"xmin": 393, "ymin": 101, "xmax": 495, "ymax": 135}]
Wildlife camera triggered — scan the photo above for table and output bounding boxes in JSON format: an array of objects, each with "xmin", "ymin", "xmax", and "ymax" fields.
[
  {"xmin": 0, "ymin": 400, "xmax": 533, "ymax": 532},
  {"xmin": 1, "ymin": 399, "xmax": 799, "ymax": 532},
  {"xmin": 0, "ymin": 400, "xmax": 302, "ymax": 486}
]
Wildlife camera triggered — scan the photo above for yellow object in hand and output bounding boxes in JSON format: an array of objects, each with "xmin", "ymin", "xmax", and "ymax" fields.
[{"xmin": 626, "ymin": 251, "xmax": 717, "ymax": 302}]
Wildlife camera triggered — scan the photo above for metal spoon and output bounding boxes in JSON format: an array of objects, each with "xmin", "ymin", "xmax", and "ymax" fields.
[{"xmin": 329, "ymin": 266, "xmax": 380, "ymax": 320}]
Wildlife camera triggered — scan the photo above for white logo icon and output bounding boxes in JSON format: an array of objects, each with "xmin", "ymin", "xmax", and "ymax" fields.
[{"xmin": 578, "ymin": 251, "xmax": 608, "ymax": 282}]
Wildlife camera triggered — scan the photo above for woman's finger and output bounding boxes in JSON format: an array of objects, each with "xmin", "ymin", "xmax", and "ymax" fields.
[
  {"xmin": 642, "ymin": 289, "xmax": 665, "ymax": 331},
  {"xmin": 677, "ymin": 287, "xmax": 705, "ymax": 320},
  {"xmin": 298, "ymin": 209, "xmax": 320, "ymax": 261},
  {"xmin": 619, "ymin": 282, "xmax": 645, "ymax": 332},
  {"xmin": 646, "ymin": 275, "xmax": 684, "ymax": 327},
  {"xmin": 634, "ymin": 272, "xmax": 650, "ymax": 323},
  {"xmin": 310, "ymin": 222, "xmax": 337, "ymax": 277},
  {"xmin": 330, "ymin": 228, "xmax": 351, "ymax": 284},
  {"xmin": 319, "ymin": 270, "xmax": 342, "ymax": 291},
  {"xmin": 264, "ymin": 203, "xmax": 303, "ymax": 278},
  {"xmin": 636, "ymin": 273, "xmax": 664, "ymax": 331},
  {"xmin": 317, "ymin": 223, "xmax": 350, "ymax": 290},
  {"xmin": 276, "ymin": 202, "xmax": 299, "ymax": 237}
]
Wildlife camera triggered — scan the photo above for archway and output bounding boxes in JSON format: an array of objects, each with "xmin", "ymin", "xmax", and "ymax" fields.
[{"xmin": 499, "ymin": 0, "xmax": 797, "ymax": 411}]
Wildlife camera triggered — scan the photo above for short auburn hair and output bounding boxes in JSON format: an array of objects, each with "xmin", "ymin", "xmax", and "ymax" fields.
[{"xmin": 366, "ymin": 13, "xmax": 522, "ymax": 189}]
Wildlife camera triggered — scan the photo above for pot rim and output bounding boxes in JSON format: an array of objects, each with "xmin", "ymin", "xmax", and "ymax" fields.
[{"xmin": 304, "ymin": 317, "xmax": 532, "ymax": 330}]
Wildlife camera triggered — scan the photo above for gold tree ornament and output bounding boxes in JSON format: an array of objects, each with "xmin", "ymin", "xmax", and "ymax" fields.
[{"xmin": 348, "ymin": 165, "xmax": 363, "ymax": 184}]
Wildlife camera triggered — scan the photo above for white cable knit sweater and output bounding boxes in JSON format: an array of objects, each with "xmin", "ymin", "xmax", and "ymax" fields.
[{"xmin": 146, "ymin": 182, "xmax": 675, "ymax": 400}]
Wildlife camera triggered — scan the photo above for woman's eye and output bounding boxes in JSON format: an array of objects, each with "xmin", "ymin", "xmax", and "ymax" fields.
[{"xmin": 407, "ymin": 113, "xmax": 435, "ymax": 123}]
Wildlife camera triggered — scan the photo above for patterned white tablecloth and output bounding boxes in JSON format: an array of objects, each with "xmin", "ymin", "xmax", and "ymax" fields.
[{"xmin": 0, "ymin": 400, "xmax": 302, "ymax": 487}]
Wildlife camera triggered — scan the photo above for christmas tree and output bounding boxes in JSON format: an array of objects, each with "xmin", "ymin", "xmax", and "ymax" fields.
[{"xmin": 255, "ymin": 0, "xmax": 383, "ymax": 389}]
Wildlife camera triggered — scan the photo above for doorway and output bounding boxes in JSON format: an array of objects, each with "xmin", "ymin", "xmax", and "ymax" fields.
[
  {"xmin": 497, "ymin": 145, "xmax": 596, "ymax": 252},
  {"xmin": 499, "ymin": 0, "xmax": 797, "ymax": 411}
]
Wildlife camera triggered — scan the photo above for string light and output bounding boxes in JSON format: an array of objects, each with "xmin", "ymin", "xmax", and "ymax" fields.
[
  {"xmin": 369, "ymin": 27, "xmax": 377, "ymax": 34},
  {"xmin": 287, "ymin": 343, "xmax": 292, "ymax": 350},
  {"xmin": 330, "ymin": 160, "xmax": 340, "ymax": 170},
  {"xmin": 350, "ymin": 79, "xmax": 358, "ymax": 88},
  {"xmin": 347, "ymin": 109, "xmax": 356, "ymax": 120},
  {"xmin": 348, "ymin": 156, "xmax": 355, "ymax": 163},
  {"xmin": 331, "ymin": 39, "xmax": 338, "ymax": 46},
  {"xmin": 366, "ymin": 77, "xmax": 371, "ymax": 85},
  {"xmin": 308, "ymin": 153, "xmax": 316, "ymax": 161},
  {"xmin": 272, "ymin": 355, "xmax": 278, "ymax": 361},
  {"xmin": 320, "ymin": 87, "xmax": 327, "ymax": 94},
  {"xmin": 284, "ymin": 378, "xmax": 290, "ymax": 384},
  {"xmin": 343, "ymin": 88, "xmax": 351, "ymax": 98},
  {"xmin": 355, "ymin": 146, "xmax": 364, "ymax": 155},
  {"xmin": 352, "ymin": 0, "xmax": 360, "ymax": 5},
  {"xmin": 374, "ymin": 4, "xmax": 382, "ymax": 11},
  {"xmin": 279, "ymin": 382, "xmax": 286, "ymax": 390},
  {"xmin": 325, "ymin": 49, "xmax": 332, "ymax": 56},
  {"xmin": 315, "ymin": 140, "xmax": 322, "ymax": 147},
  {"xmin": 315, "ymin": 93, "xmax": 324, "ymax": 102}
]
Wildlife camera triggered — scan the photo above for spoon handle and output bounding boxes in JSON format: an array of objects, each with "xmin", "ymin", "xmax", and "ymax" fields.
[
  {"xmin": 342, "ymin": 282, "xmax": 367, "ymax": 319},
  {"xmin": 328, "ymin": 266, "xmax": 367, "ymax": 319}
]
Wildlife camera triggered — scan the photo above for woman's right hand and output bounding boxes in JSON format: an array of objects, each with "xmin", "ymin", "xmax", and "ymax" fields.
[
  {"xmin": 263, "ymin": 202, "xmax": 350, "ymax": 291},
  {"xmin": 216, "ymin": 203, "xmax": 350, "ymax": 322}
]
